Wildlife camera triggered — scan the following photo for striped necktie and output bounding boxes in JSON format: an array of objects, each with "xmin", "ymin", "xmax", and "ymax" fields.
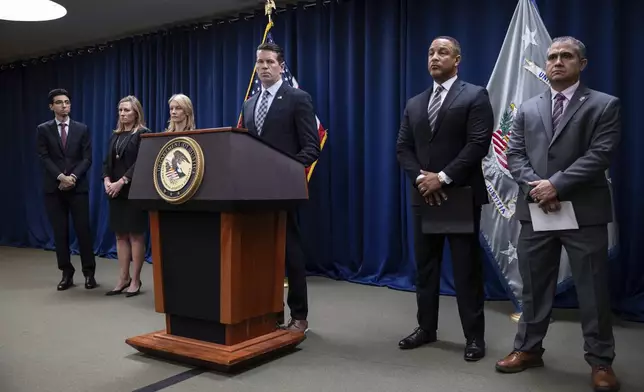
[
  {"xmin": 552, "ymin": 93, "xmax": 565, "ymax": 132},
  {"xmin": 427, "ymin": 85, "xmax": 444, "ymax": 133},
  {"xmin": 255, "ymin": 90, "xmax": 271, "ymax": 135}
]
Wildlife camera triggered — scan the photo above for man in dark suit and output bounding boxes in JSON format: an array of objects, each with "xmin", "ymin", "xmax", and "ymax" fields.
[
  {"xmin": 396, "ymin": 36, "xmax": 494, "ymax": 361},
  {"xmin": 37, "ymin": 88, "xmax": 97, "ymax": 291},
  {"xmin": 241, "ymin": 42, "xmax": 320, "ymax": 332},
  {"xmin": 496, "ymin": 37, "xmax": 620, "ymax": 392}
]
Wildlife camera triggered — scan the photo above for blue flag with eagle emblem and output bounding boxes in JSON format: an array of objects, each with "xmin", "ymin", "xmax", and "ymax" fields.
[{"xmin": 480, "ymin": 0, "xmax": 619, "ymax": 310}]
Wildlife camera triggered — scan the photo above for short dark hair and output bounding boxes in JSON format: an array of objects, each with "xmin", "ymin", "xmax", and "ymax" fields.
[
  {"xmin": 257, "ymin": 42, "xmax": 284, "ymax": 63},
  {"xmin": 551, "ymin": 36, "xmax": 587, "ymax": 60},
  {"xmin": 432, "ymin": 36, "xmax": 462, "ymax": 56},
  {"xmin": 48, "ymin": 88, "xmax": 70, "ymax": 104}
]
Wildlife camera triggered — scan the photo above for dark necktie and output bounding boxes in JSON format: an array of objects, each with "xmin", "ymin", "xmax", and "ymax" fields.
[
  {"xmin": 552, "ymin": 93, "xmax": 565, "ymax": 132},
  {"xmin": 256, "ymin": 90, "xmax": 271, "ymax": 135},
  {"xmin": 60, "ymin": 123, "xmax": 67, "ymax": 148},
  {"xmin": 427, "ymin": 85, "xmax": 444, "ymax": 133}
]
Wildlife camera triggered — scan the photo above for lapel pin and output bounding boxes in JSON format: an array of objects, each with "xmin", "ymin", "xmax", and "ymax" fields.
[
  {"xmin": 580, "ymin": 96, "xmax": 586, "ymax": 101},
  {"xmin": 277, "ymin": 96, "xmax": 283, "ymax": 100}
]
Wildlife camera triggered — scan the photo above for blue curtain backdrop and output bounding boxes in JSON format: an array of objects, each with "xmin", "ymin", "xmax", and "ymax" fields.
[{"xmin": 1, "ymin": 0, "xmax": 642, "ymax": 321}]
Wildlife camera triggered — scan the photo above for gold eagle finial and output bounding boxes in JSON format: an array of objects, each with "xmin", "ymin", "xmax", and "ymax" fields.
[{"xmin": 265, "ymin": 0, "xmax": 276, "ymax": 24}]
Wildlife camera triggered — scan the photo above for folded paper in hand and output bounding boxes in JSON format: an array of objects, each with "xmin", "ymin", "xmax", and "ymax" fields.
[
  {"xmin": 421, "ymin": 187, "xmax": 474, "ymax": 234},
  {"xmin": 528, "ymin": 201, "xmax": 579, "ymax": 231}
]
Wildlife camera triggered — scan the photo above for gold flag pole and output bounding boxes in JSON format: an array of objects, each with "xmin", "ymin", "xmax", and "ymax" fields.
[
  {"xmin": 263, "ymin": 0, "xmax": 286, "ymax": 288},
  {"xmin": 265, "ymin": 0, "xmax": 276, "ymax": 24}
]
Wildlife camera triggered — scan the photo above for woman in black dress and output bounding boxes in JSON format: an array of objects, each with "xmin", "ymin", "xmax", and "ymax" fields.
[{"xmin": 102, "ymin": 95, "xmax": 149, "ymax": 297}]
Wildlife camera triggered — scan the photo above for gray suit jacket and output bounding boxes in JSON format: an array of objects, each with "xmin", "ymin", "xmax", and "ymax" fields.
[{"xmin": 506, "ymin": 84, "xmax": 621, "ymax": 226}]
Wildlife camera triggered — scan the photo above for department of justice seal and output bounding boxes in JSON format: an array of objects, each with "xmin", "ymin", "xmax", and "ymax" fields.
[{"xmin": 153, "ymin": 136, "xmax": 204, "ymax": 204}]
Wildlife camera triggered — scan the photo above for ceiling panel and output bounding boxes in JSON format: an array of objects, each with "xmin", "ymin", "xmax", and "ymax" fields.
[{"xmin": 0, "ymin": 0, "xmax": 266, "ymax": 63}]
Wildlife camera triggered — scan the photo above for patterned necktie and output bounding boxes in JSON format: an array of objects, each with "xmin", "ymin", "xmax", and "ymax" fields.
[
  {"xmin": 60, "ymin": 122, "xmax": 67, "ymax": 148},
  {"xmin": 427, "ymin": 85, "xmax": 444, "ymax": 133},
  {"xmin": 552, "ymin": 93, "xmax": 565, "ymax": 132},
  {"xmin": 255, "ymin": 90, "xmax": 271, "ymax": 135}
]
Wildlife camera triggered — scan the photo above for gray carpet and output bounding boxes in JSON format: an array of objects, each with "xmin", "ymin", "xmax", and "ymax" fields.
[{"xmin": 0, "ymin": 246, "xmax": 642, "ymax": 392}]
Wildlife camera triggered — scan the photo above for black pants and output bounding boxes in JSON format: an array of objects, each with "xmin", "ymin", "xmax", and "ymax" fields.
[
  {"xmin": 44, "ymin": 190, "xmax": 96, "ymax": 277},
  {"xmin": 412, "ymin": 206, "xmax": 485, "ymax": 342},
  {"xmin": 285, "ymin": 211, "xmax": 308, "ymax": 320}
]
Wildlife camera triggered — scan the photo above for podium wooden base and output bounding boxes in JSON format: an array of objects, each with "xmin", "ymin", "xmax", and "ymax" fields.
[{"xmin": 126, "ymin": 329, "xmax": 305, "ymax": 372}]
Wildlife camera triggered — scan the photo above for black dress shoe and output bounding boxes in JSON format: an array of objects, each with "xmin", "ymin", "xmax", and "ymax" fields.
[
  {"xmin": 464, "ymin": 339, "xmax": 486, "ymax": 361},
  {"xmin": 398, "ymin": 327, "xmax": 437, "ymax": 350},
  {"xmin": 125, "ymin": 281, "xmax": 142, "ymax": 298},
  {"xmin": 105, "ymin": 279, "xmax": 132, "ymax": 296},
  {"xmin": 85, "ymin": 276, "xmax": 97, "ymax": 289},
  {"xmin": 57, "ymin": 275, "xmax": 74, "ymax": 291}
]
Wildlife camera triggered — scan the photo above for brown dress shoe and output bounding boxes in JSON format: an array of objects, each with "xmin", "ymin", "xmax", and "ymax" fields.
[
  {"xmin": 591, "ymin": 365, "xmax": 620, "ymax": 392},
  {"xmin": 285, "ymin": 318, "xmax": 309, "ymax": 333},
  {"xmin": 495, "ymin": 350, "xmax": 544, "ymax": 373}
]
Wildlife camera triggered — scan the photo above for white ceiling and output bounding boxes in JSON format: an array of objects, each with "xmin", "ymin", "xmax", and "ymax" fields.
[{"xmin": 0, "ymin": 0, "xmax": 271, "ymax": 63}]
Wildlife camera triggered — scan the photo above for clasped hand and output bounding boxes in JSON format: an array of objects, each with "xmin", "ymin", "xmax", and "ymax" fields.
[
  {"xmin": 528, "ymin": 180, "xmax": 561, "ymax": 214},
  {"xmin": 416, "ymin": 170, "xmax": 447, "ymax": 206},
  {"xmin": 104, "ymin": 178, "xmax": 124, "ymax": 198},
  {"xmin": 58, "ymin": 175, "xmax": 76, "ymax": 190}
]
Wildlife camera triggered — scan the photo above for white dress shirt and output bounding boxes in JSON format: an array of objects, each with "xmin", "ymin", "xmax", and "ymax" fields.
[
  {"xmin": 427, "ymin": 74, "xmax": 458, "ymax": 114},
  {"xmin": 551, "ymin": 80, "xmax": 579, "ymax": 114},
  {"xmin": 254, "ymin": 78, "xmax": 283, "ymax": 125},
  {"xmin": 55, "ymin": 118, "xmax": 70, "ymax": 137}
]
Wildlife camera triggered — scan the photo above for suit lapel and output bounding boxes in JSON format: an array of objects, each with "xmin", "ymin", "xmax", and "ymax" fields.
[
  {"xmin": 431, "ymin": 80, "xmax": 465, "ymax": 140},
  {"xmin": 260, "ymin": 83, "xmax": 289, "ymax": 137},
  {"xmin": 49, "ymin": 120, "xmax": 64, "ymax": 153},
  {"xmin": 537, "ymin": 90, "xmax": 553, "ymax": 142},
  {"xmin": 65, "ymin": 120, "xmax": 78, "ymax": 152},
  {"xmin": 245, "ymin": 94, "xmax": 259, "ymax": 135},
  {"xmin": 549, "ymin": 86, "xmax": 590, "ymax": 147},
  {"xmin": 418, "ymin": 89, "xmax": 432, "ymax": 135}
]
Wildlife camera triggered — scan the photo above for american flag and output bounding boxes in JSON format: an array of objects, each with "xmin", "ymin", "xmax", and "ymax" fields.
[
  {"xmin": 238, "ymin": 30, "xmax": 327, "ymax": 182},
  {"xmin": 491, "ymin": 129, "xmax": 510, "ymax": 169}
]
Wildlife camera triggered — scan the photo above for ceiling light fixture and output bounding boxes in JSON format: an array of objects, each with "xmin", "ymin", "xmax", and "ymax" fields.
[{"xmin": 0, "ymin": 0, "xmax": 67, "ymax": 22}]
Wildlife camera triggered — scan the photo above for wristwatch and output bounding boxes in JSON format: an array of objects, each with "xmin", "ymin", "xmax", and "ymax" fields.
[{"xmin": 122, "ymin": 177, "xmax": 130, "ymax": 185}]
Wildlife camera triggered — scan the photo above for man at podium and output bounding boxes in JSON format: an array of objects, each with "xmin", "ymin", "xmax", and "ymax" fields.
[{"xmin": 241, "ymin": 42, "xmax": 320, "ymax": 333}]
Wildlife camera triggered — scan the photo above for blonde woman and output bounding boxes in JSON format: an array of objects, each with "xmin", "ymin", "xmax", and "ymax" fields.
[
  {"xmin": 166, "ymin": 94, "xmax": 195, "ymax": 132},
  {"xmin": 102, "ymin": 95, "xmax": 149, "ymax": 297}
]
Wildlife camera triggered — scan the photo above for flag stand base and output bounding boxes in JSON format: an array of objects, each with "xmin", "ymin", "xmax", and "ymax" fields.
[{"xmin": 510, "ymin": 312, "xmax": 554, "ymax": 324}]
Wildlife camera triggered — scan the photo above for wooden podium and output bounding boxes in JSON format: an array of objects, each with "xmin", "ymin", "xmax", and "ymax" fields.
[{"xmin": 124, "ymin": 128, "xmax": 308, "ymax": 372}]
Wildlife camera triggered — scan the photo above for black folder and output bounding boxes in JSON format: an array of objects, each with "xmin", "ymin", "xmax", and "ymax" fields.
[{"xmin": 420, "ymin": 186, "xmax": 475, "ymax": 234}]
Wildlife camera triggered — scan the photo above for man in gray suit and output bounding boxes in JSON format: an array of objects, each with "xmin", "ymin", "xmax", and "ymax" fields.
[{"xmin": 495, "ymin": 37, "xmax": 620, "ymax": 392}]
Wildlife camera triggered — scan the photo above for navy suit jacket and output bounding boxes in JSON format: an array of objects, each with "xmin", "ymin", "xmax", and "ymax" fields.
[
  {"xmin": 396, "ymin": 79, "xmax": 494, "ymax": 206},
  {"xmin": 37, "ymin": 119, "xmax": 92, "ymax": 193},
  {"xmin": 241, "ymin": 82, "xmax": 320, "ymax": 167}
]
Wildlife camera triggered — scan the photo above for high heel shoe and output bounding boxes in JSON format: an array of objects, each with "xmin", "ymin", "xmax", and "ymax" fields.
[
  {"xmin": 105, "ymin": 279, "xmax": 132, "ymax": 296},
  {"xmin": 125, "ymin": 280, "xmax": 142, "ymax": 298}
]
